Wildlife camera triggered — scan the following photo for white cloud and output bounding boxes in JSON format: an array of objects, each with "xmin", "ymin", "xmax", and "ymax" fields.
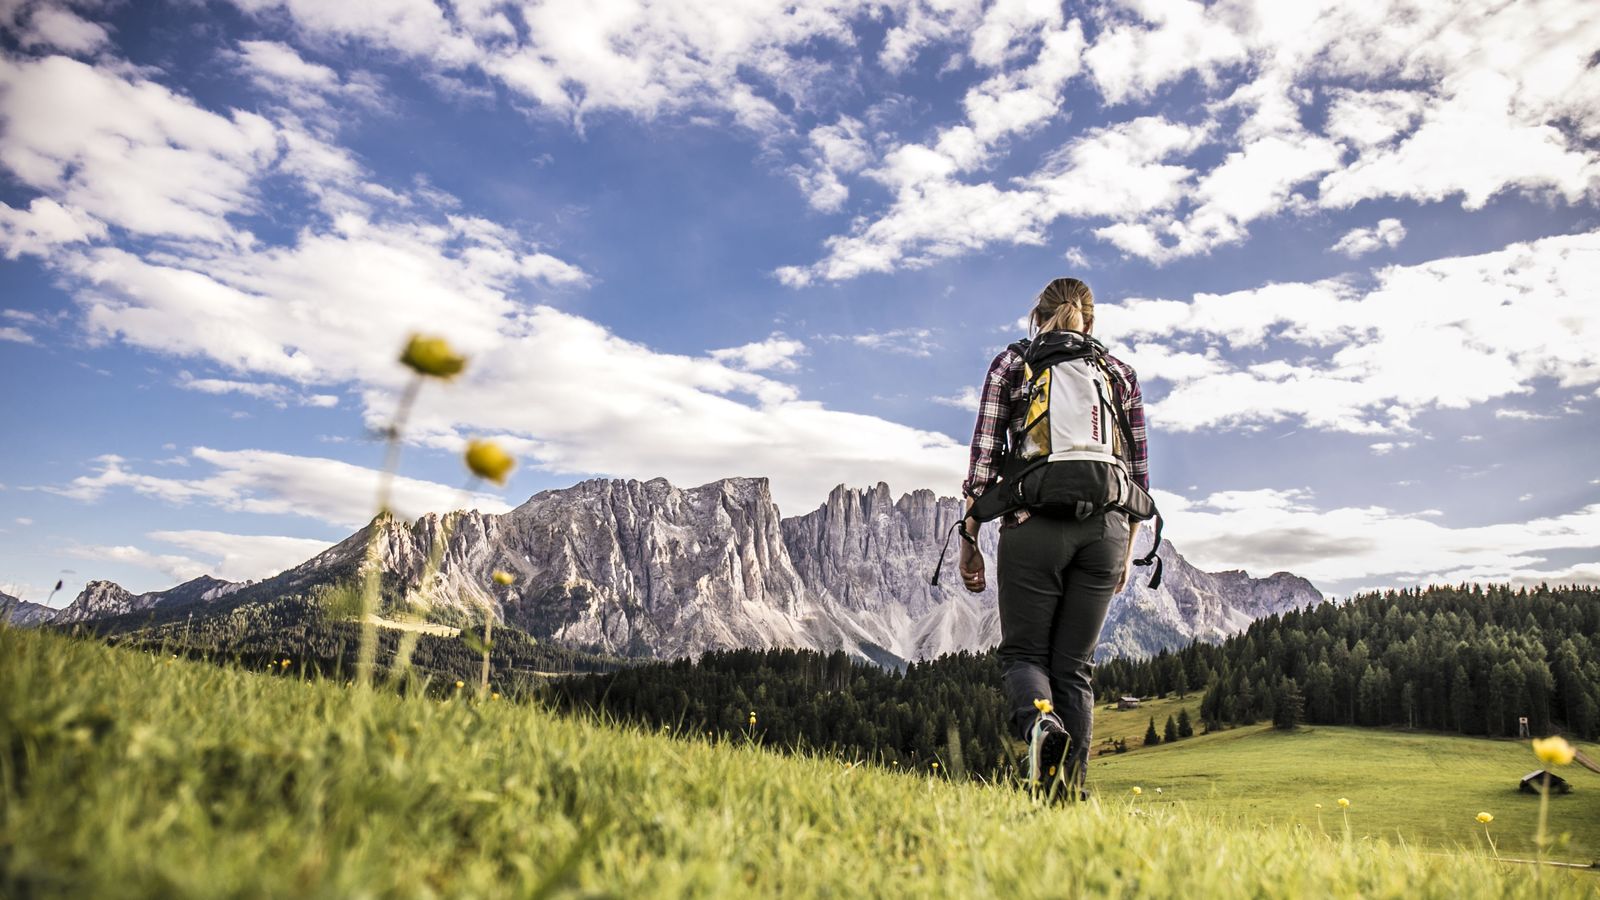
[
  {"xmin": 1096, "ymin": 229, "xmax": 1600, "ymax": 434},
  {"xmin": 0, "ymin": 55, "xmax": 278, "ymax": 244},
  {"xmin": 0, "ymin": 325, "xmax": 35, "ymax": 344},
  {"xmin": 68, "ymin": 543, "xmax": 212, "ymax": 584},
  {"xmin": 4, "ymin": 3, "xmax": 111, "ymax": 54},
  {"xmin": 0, "ymin": 55, "xmax": 969, "ymax": 516},
  {"xmin": 1331, "ymin": 218, "xmax": 1406, "ymax": 257},
  {"xmin": 779, "ymin": 17, "xmax": 1091, "ymax": 284},
  {"xmin": 828, "ymin": 327, "xmax": 940, "ymax": 358},
  {"xmin": 1493, "ymin": 408, "xmax": 1556, "ymax": 421},
  {"xmin": 232, "ymin": 0, "xmax": 876, "ymax": 137},
  {"xmin": 1155, "ymin": 486, "xmax": 1600, "ymax": 588},
  {"xmin": 51, "ymin": 449, "xmax": 513, "ymax": 530},
  {"xmin": 0, "ymin": 196, "xmax": 108, "ymax": 258},
  {"xmin": 66, "ymin": 528, "xmax": 333, "ymax": 585},
  {"xmin": 177, "ymin": 372, "xmax": 340, "ymax": 408},
  {"xmin": 931, "ymin": 385, "xmax": 980, "ymax": 412},
  {"xmin": 791, "ymin": 116, "xmax": 874, "ymax": 212},
  {"xmin": 710, "ymin": 333, "xmax": 808, "ymax": 372},
  {"xmin": 1082, "ymin": 0, "xmax": 1248, "ymax": 105},
  {"xmin": 789, "ymin": 0, "xmax": 1600, "ymax": 279},
  {"xmin": 1323, "ymin": 89, "xmax": 1424, "ymax": 149},
  {"xmin": 147, "ymin": 529, "xmax": 333, "ymax": 582},
  {"xmin": 232, "ymin": 39, "xmax": 385, "ymax": 116},
  {"xmin": 877, "ymin": 0, "xmax": 985, "ymax": 74}
]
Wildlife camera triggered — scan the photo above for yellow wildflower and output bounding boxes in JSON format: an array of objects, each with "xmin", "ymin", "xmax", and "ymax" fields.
[
  {"xmin": 454, "ymin": 680, "xmax": 465, "ymax": 690},
  {"xmin": 1337, "ymin": 798, "xmax": 1350, "ymax": 809},
  {"xmin": 492, "ymin": 570, "xmax": 515, "ymax": 586},
  {"xmin": 280, "ymin": 658, "xmax": 290, "ymax": 668},
  {"xmin": 1314, "ymin": 803, "xmax": 1322, "ymax": 810},
  {"xmin": 1131, "ymin": 786, "xmax": 1142, "ymax": 796},
  {"xmin": 399, "ymin": 334, "xmax": 466, "ymax": 379},
  {"xmin": 1531, "ymin": 735, "xmax": 1575, "ymax": 766},
  {"xmin": 1033, "ymin": 698, "xmax": 1053, "ymax": 714},
  {"xmin": 491, "ymin": 692, "xmax": 500, "ymax": 701},
  {"xmin": 931, "ymin": 762, "xmax": 939, "ymax": 769},
  {"xmin": 1476, "ymin": 812, "xmax": 1493, "ymax": 824},
  {"xmin": 465, "ymin": 439, "xmax": 515, "ymax": 485}
]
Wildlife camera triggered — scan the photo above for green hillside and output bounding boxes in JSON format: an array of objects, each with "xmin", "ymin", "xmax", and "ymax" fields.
[
  {"xmin": 4, "ymin": 628, "xmax": 1596, "ymax": 897},
  {"xmin": 1092, "ymin": 722, "xmax": 1600, "ymax": 864}
]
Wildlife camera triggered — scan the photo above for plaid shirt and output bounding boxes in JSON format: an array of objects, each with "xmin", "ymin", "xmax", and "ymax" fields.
[{"xmin": 962, "ymin": 341, "xmax": 1148, "ymax": 523}]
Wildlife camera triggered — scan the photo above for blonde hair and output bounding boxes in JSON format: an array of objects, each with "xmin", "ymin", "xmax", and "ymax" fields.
[{"xmin": 1030, "ymin": 277, "xmax": 1094, "ymax": 335}]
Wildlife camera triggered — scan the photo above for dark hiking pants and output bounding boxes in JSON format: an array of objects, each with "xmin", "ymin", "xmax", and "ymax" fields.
[{"xmin": 996, "ymin": 509, "xmax": 1127, "ymax": 787}]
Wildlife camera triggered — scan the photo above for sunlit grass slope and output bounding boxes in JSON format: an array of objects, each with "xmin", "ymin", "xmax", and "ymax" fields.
[
  {"xmin": 1089, "ymin": 694, "xmax": 1202, "ymax": 756},
  {"xmin": 3, "ymin": 628, "xmax": 1594, "ymax": 898},
  {"xmin": 1092, "ymin": 721, "xmax": 1600, "ymax": 864}
]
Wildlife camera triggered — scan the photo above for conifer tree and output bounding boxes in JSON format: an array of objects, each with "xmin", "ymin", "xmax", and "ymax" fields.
[
  {"xmin": 1163, "ymin": 714, "xmax": 1179, "ymax": 743},
  {"xmin": 1144, "ymin": 717, "xmax": 1161, "ymax": 747},
  {"xmin": 1177, "ymin": 708, "xmax": 1194, "ymax": 738},
  {"xmin": 1273, "ymin": 675, "xmax": 1304, "ymax": 730}
]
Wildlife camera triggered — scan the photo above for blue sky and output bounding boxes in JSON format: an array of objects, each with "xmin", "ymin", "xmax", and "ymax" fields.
[{"xmin": 1, "ymin": 0, "xmax": 1597, "ymax": 604}]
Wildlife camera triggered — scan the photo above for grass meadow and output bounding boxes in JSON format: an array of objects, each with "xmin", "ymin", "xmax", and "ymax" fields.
[
  {"xmin": 1093, "ymin": 720, "xmax": 1600, "ymax": 864},
  {"xmin": 5, "ymin": 627, "xmax": 1598, "ymax": 898}
]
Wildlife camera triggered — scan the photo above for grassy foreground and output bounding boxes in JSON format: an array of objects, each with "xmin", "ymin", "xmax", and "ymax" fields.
[{"xmin": 3, "ymin": 629, "xmax": 1596, "ymax": 898}]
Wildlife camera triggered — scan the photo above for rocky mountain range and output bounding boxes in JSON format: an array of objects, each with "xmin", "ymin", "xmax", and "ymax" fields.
[
  {"xmin": 34, "ymin": 477, "xmax": 1322, "ymax": 664},
  {"xmin": 1, "ymin": 591, "xmax": 55, "ymax": 627}
]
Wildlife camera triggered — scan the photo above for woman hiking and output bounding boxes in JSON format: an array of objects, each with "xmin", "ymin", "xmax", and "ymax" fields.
[{"xmin": 957, "ymin": 276, "xmax": 1149, "ymax": 800}]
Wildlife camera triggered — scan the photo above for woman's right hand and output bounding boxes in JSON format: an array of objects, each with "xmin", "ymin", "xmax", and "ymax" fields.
[{"xmin": 959, "ymin": 538, "xmax": 985, "ymax": 593}]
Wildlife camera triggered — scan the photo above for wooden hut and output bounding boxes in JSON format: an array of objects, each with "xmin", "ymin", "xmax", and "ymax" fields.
[
  {"xmin": 1117, "ymin": 696, "xmax": 1140, "ymax": 710},
  {"xmin": 1519, "ymin": 770, "xmax": 1573, "ymax": 795}
]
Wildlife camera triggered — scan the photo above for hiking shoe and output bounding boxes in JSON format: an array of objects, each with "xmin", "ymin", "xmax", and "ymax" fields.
[{"xmin": 1026, "ymin": 713, "xmax": 1072, "ymax": 798}]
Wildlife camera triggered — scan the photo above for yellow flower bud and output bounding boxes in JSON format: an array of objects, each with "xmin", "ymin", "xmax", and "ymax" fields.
[
  {"xmin": 399, "ymin": 334, "xmax": 466, "ymax": 379},
  {"xmin": 1476, "ymin": 812, "xmax": 1493, "ymax": 824},
  {"xmin": 491, "ymin": 692, "xmax": 500, "ymax": 701},
  {"xmin": 1314, "ymin": 803, "xmax": 1322, "ymax": 810},
  {"xmin": 1033, "ymin": 698, "xmax": 1053, "ymax": 714},
  {"xmin": 1531, "ymin": 735, "xmax": 1575, "ymax": 766},
  {"xmin": 492, "ymin": 570, "xmax": 515, "ymax": 586},
  {"xmin": 465, "ymin": 439, "xmax": 515, "ymax": 485},
  {"xmin": 454, "ymin": 680, "xmax": 465, "ymax": 689},
  {"xmin": 1131, "ymin": 786, "xmax": 1142, "ymax": 795},
  {"xmin": 1337, "ymin": 798, "xmax": 1350, "ymax": 808}
]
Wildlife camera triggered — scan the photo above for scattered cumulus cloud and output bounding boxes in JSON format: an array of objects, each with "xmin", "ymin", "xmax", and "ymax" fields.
[
  {"xmin": 1331, "ymin": 218, "xmax": 1406, "ymax": 257},
  {"xmin": 931, "ymin": 385, "xmax": 980, "ymax": 412},
  {"xmin": 827, "ymin": 328, "xmax": 941, "ymax": 358},
  {"xmin": 1096, "ymin": 230, "xmax": 1600, "ymax": 434},
  {"xmin": 49, "ymin": 449, "xmax": 513, "ymax": 530},
  {"xmin": 710, "ymin": 333, "xmax": 808, "ymax": 373}
]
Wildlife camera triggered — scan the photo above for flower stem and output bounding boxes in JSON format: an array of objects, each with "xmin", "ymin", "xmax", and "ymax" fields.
[
  {"xmin": 1535, "ymin": 772, "xmax": 1549, "ymax": 878},
  {"xmin": 356, "ymin": 374, "xmax": 423, "ymax": 689}
]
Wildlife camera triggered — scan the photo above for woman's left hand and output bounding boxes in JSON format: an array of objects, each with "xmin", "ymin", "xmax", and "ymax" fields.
[{"xmin": 959, "ymin": 537, "xmax": 985, "ymax": 593}]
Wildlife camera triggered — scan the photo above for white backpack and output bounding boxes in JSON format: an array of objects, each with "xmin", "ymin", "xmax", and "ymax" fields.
[{"xmin": 946, "ymin": 330, "xmax": 1164, "ymax": 588}]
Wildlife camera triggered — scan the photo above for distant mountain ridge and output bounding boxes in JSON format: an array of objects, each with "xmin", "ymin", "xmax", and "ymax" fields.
[
  {"xmin": 41, "ymin": 477, "xmax": 1322, "ymax": 663},
  {"xmin": 1, "ymin": 591, "xmax": 55, "ymax": 627}
]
